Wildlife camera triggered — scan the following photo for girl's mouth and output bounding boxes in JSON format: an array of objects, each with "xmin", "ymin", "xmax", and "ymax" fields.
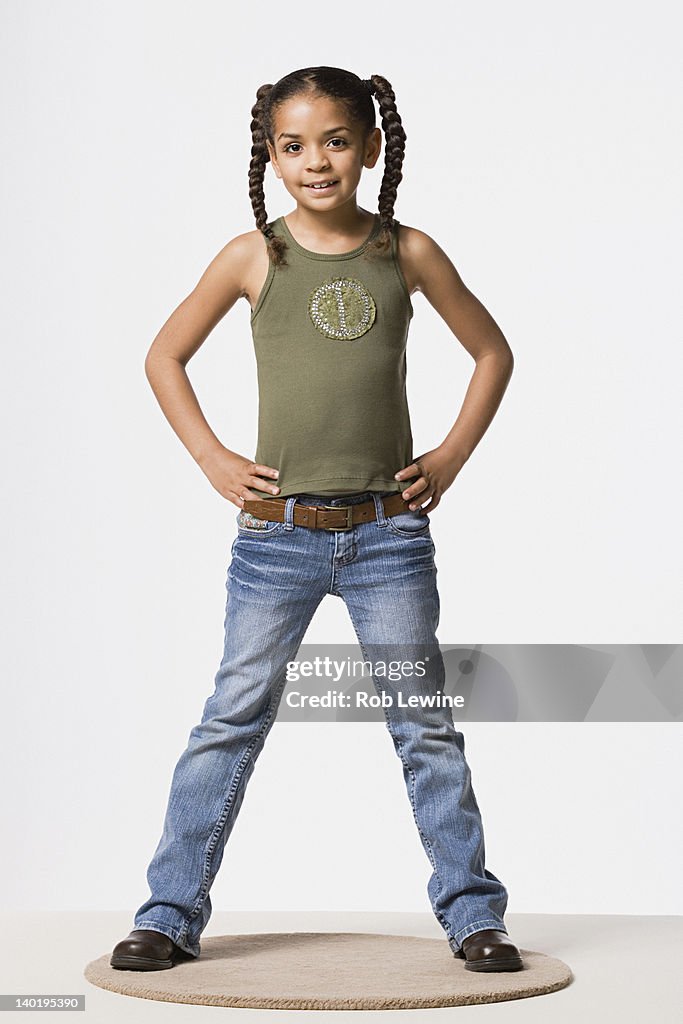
[{"xmin": 304, "ymin": 180, "xmax": 339, "ymax": 191}]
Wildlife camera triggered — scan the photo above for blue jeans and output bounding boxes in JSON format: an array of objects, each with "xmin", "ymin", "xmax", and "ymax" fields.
[{"xmin": 133, "ymin": 490, "xmax": 509, "ymax": 957}]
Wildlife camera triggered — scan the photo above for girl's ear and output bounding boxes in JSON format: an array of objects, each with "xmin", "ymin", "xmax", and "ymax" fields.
[{"xmin": 363, "ymin": 127, "xmax": 382, "ymax": 170}]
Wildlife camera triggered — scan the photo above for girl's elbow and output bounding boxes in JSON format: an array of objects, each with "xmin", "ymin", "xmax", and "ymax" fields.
[{"xmin": 144, "ymin": 350, "xmax": 161, "ymax": 383}]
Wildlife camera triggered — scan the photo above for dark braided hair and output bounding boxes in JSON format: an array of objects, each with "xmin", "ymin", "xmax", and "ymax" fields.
[{"xmin": 248, "ymin": 66, "xmax": 407, "ymax": 266}]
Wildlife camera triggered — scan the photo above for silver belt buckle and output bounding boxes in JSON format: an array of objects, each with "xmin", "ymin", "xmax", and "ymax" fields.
[{"xmin": 322, "ymin": 504, "xmax": 354, "ymax": 531}]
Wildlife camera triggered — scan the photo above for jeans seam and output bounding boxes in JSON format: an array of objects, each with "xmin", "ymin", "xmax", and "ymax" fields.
[
  {"xmin": 180, "ymin": 687, "xmax": 285, "ymax": 944},
  {"xmin": 385, "ymin": 519, "xmax": 431, "ymax": 538},
  {"xmin": 343, "ymin": 606, "xmax": 458, "ymax": 950},
  {"xmin": 237, "ymin": 528, "xmax": 282, "ymax": 536},
  {"xmin": 394, "ymin": 733, "xmax": 460, "ymax": 947}
]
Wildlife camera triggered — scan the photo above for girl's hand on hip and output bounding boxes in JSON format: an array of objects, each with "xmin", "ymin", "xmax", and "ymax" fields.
[
  {"xmin": 393, "ymin": 447, "xmax": 465, "ymax": 513},
  {"xmin": 200, "ymin": 447, "xmax": 280, "ymax": 507}
]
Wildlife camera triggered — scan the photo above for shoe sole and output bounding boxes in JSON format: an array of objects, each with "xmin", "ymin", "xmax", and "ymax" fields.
[
  {"xmin": 110, "ymin": 954, "xmax": 175, "ymax": 971},
  {"xmin": 110, "ymin": 949, "xmax": 195, "ymax": 972},
  {"xmin": 464, "ymin": 956, "xmax": 524, "ymax": 972}
]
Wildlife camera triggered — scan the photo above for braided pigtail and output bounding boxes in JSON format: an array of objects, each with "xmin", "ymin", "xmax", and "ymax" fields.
[
  {"xmin": 365, "ymin": 74, "xmax": 406, "ymax": 255},
  {"xmin": 249, "ymin": 83, "xmax": 288, "ymax": 265}
]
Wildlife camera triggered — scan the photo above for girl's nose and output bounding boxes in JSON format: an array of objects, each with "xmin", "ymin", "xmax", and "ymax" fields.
[{"xmin": 307, "ymin": 152, "xmax": 331, "ymax": 171}]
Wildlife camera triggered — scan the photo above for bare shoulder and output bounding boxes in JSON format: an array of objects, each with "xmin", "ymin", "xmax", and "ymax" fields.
[
  {"xmin": 217, "ymin": 227, "xmax": 271, "ymax": 312},
  {"xmin": 393, "ymin": 222, "xmax": 464, "ymax": 297},
  {"xmin": 144, "ymin": 228, "xmax": 270, "ymax": 366},
  {"xmin": 199, "ymin": 227, "xmax": 266, "ymax": 303},
  {"xmin": 394, "ymin": 222, "xmax": 512, "ymax": 363},
  {"xmin": 223, "ymin": 226, "xmax": 267, "ymax": 265}
]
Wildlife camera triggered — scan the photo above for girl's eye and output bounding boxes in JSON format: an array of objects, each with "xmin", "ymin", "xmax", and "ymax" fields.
[{"xmin": 283, "ymin": 138, "xmax": 347, "ymax": 154}]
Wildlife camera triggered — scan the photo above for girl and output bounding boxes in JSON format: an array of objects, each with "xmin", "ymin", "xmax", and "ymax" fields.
[{"xmin": 111, "ymin": 66, "xmax": 522, "ymax": 974}]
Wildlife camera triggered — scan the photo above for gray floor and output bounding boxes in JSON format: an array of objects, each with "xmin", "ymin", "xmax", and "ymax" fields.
[{"xmin": 2, "ymin": 911, "xmax": 681, "ymax": 1021}]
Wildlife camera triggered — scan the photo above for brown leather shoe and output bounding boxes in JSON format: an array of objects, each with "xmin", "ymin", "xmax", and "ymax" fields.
[
  {"xmin": 455, "ymin": 929, "xmax": 524, "ymax": 972},
  {"xmin": 110, "ymin": 929, "xmax": 196, "ymax": 971}
]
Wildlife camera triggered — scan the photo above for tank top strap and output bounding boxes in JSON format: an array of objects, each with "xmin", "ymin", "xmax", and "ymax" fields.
[{"xmin": 388, "ymin": 217, "xmax": 414, "ymax": 314}]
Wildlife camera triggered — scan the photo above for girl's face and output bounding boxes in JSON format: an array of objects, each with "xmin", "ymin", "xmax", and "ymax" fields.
[{"xmin": 266, "ymin": 94, "xmax": 381, "ymax": 212}]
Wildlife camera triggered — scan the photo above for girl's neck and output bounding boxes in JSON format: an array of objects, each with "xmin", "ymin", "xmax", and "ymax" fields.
[{"xmin": 284, "ymin": 205, "xmax": 376, "ymax": 250}]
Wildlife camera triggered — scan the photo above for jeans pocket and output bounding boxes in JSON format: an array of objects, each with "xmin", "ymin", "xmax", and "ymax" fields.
[
  {"xmin": 386, "ymin": 508, "xmax": 431, "ymax": 537},
  {"xmin": 236, "ymin": 509, "xmax": 285, "ymax": 535}
]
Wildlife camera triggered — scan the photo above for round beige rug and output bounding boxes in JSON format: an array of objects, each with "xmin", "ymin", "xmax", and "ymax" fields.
[{"xmin": 84, "ymin": 931, "xmax": 572, "ymax": 1010}]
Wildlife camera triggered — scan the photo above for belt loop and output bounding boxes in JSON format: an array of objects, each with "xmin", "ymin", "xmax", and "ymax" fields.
[
  {"xmin": 284, "ymin": 496, "xmax": 297, "ymax": 531},
  {"xmin": 372, "ymin": 491, "xmax": 388, "ymax": 528}
]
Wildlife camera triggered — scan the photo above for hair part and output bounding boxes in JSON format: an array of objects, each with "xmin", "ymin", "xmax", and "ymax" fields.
[{"xmin": 248, "ymin": 66, "xmax": 406, "ymax": 266}]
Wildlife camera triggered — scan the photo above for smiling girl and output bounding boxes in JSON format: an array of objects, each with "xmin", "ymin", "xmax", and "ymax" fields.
[{"xmin": 111, "ymin": 66, "xmax": 521, "ymax": 975}]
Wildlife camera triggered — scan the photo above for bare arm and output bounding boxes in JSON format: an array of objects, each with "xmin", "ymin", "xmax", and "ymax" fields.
[
  {"xmin": 393, "ymin": 227, "xmax": 514, "ymax": 512},
  {"xmin": 144, "ymin": 233, "xmax": 281, "ymax": 506}
]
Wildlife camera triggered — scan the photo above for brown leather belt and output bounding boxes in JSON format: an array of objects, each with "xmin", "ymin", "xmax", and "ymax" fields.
[{"xmin": 242, "ymin": 492, "xmax": 413, "ymax": 531}]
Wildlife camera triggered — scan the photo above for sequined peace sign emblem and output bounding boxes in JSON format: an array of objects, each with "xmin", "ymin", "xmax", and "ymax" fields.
[{"xmin": 308, "ymin": 276, "xmax": 376, "ymax": 341}]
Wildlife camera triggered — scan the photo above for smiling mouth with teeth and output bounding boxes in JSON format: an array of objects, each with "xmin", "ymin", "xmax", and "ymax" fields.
[{"xmin": 305, "ymin": 180, "xmax": 338, "ymax": 190}]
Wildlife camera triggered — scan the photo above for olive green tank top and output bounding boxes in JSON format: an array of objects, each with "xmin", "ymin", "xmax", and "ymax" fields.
[{"xmin": 249, "ymin": 212, "xmax": 415, "ymax": 499}]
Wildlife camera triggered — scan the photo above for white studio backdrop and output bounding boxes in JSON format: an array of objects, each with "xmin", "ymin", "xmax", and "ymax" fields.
[{"xmin": 1, "ymin": 0, "xmax": 681, "ymax": 918}]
